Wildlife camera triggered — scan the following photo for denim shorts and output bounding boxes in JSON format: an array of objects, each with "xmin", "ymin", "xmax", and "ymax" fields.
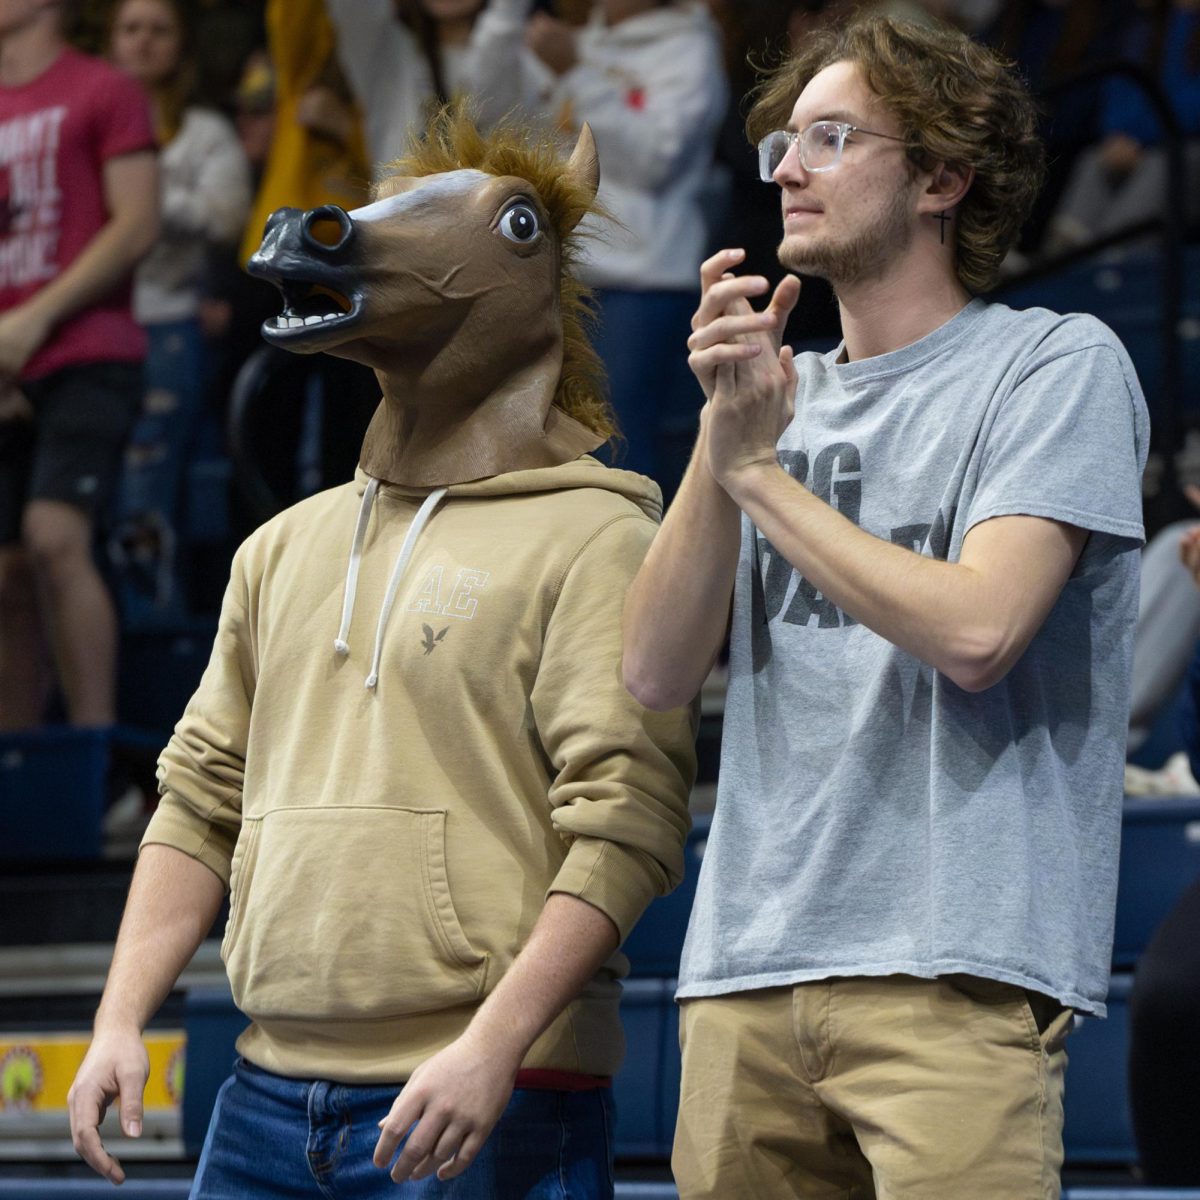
[{"xmin": 190, "ymin": 1058, "xmax": 615, "ymax": 1199}]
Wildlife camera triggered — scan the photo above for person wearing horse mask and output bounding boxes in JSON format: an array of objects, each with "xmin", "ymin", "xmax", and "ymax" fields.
[{"xmin": 67, "ymin": 110, "xmax": 695, "ymax": 1198}]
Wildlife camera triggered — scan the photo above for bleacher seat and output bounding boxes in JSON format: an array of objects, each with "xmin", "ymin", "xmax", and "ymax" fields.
[
  {"xmin": 613, "ymin": 979, "xmax": 677, "ymax": 1159},
  {"xmin": 181, "ymin": 458, "xmax": 232, "ymax": 547},
  {"xmin": 1064, "ymin": 974, "xmax": 1136, "ymax": 1164},
  {"xmin": 1067, "ymin": 1193, "xmax": 1200, "ymax": 1200},
  {"xmin": 180, "ymin": 986, "xmax": 246, "ymax": 1158},
  {"xmin": 998, "ymin": 246, "xmax": 1200, "ymax": 431},
  {"xmin": 1113, "ymin": 798, "xmax": 1200, "ymax": 967},
  {"xmin": 117, "ymin": 621, "xmax": 216, "ymax": 739},
  {"xmin": 622, "ymin": 818, "xmax": 709, "ymax": 978},
  {"xmin": 0, "ymin": 729, "xmax": 108, "ymax": 860}
]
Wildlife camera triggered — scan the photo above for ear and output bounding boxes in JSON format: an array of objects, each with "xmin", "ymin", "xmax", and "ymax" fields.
[
  {"xmin": 919, "ymin": 160, "xmax": 974, "ymax": 216},
  {"xmin": 564, "ymin": 122, "xmax": 600, "ymax": 227}
]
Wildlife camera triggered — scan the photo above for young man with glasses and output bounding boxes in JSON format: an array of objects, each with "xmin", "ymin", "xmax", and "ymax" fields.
[{"xmin": 623, "ymin": 15, "xmax": 1148, "ymax": 1199}]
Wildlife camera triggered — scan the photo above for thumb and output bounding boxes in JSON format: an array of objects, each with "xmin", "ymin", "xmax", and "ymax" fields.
[
  {"xmin": 766, "ymin": 275, "xmax": 802, "ymax": 349},
  {"xmin": 116, "ymin": 1067, "xmax": 145, "ymax": 1138},
  {"xmin": 779, "ymin": 343, "xmax": 796, "ymax": 384},
  {"xmin": 780, "ymin": 346, "xmax": 797, "ymax": 424}
]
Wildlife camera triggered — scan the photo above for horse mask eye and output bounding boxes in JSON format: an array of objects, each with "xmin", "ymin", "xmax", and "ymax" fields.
[{"xmin": 499, "ymin": 204, "xmax": 540, "ymax": 243}]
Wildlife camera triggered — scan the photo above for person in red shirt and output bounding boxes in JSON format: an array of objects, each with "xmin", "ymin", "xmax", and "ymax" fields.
[{"xmin": 0, "ymin": 0, "xmax": 158, "ymax": 730}]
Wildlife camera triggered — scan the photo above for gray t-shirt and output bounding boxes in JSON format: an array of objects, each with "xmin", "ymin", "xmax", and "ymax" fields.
[{"xmin": 677, "ymin": 299, "xmax": 1149, "ymax": 1016}]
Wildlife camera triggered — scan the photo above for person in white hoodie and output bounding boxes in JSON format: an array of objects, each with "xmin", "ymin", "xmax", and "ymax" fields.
[
  {"xmin": 325, "ymin": 0, "xmax": 492, "ymax": 171},
  {"xmin": 469, "ymin": 0, "xmax": 728, "ymax": 502}
]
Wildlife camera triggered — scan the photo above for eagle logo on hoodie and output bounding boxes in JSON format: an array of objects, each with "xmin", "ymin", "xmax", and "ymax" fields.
[{"xmin": 421, "ymin": 624, "xmax": 450, "ymax": 655}]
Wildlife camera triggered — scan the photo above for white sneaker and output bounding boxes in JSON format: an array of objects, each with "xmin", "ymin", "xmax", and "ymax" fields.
[{"xmin": 1124, "ymin": 751, "xmax": 1200, "ymax": 797}]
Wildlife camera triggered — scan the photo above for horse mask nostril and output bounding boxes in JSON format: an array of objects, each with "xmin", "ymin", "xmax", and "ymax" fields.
[{"xmin": 301, "ymin": 205, "xmax": 354, "ymax": 253}]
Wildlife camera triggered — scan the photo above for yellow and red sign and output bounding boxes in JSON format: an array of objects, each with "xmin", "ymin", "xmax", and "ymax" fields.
[{"xmin": 0, "ymin": 1032, "xmax": 185, "ymax": 1113}]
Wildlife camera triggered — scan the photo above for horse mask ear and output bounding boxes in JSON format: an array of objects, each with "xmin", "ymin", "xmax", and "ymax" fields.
[{"xmin": 563, "ymin": 123, "xmax": 600, "ymax": 233}]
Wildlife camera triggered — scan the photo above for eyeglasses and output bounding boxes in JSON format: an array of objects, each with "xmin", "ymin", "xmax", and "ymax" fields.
[{"xmin": 758, "ymin": 121, "xmax": 909, "ymax": 181}]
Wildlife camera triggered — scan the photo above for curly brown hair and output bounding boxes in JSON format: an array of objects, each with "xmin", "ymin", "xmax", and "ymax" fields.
[
  {"xmin": 381, "ymin": 105, "xmax": 616, "ymax": 442},
  {"xmin": 746, "ymin": 15, "xmax": 1045, "ymax": 293}
]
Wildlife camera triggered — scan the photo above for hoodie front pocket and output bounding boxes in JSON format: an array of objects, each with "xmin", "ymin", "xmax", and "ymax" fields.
[{"xmin": 222, "ymin": 806, "xmax": 488, "ymax": 1021}]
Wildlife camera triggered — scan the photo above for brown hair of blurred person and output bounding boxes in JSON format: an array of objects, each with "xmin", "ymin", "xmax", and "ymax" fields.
[{"xmin": 108, "ymin": 0, "xmax": 194, "ymax": 142}]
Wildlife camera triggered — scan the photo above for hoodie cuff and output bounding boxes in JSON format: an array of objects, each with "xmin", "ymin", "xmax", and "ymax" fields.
[
  {"xmin": 547, "ymin": 836, "xmax": 667, "ymax": 944},
  {"xmin": 139, "ymin": 794, "xmax": 238, "ymax": 888}
]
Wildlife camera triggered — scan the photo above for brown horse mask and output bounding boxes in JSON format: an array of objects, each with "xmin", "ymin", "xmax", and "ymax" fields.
[{"xmin": 246, "ymin": 120, "xmax": 608, "ymax": 487}]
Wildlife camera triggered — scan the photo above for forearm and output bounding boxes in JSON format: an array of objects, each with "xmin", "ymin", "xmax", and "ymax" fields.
[
  {"xmin": 623, "ymin": 418, "xmax": 741, "ymax": 710},
  {"xmin": 727, "ymin": 462, "xmax": 1007, "ymax": 690},
  {"xmin": 462, "ymin": 893, "xmax": 618, "ymax": 1066},
  {"xmin": 95, "ymin": 844, "xmax": 225, "ymax": 1035},
  {"xmin": 23, "ymin": 212, "xmax": 158, "ymax": 333}
]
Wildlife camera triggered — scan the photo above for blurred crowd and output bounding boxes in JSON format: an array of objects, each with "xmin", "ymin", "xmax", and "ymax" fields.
[{"xmin": 3, "ymin": 0, "xmax": 1200, "ymax": 740}]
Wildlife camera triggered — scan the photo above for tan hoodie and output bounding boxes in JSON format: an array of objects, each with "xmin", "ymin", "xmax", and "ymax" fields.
[{"xmin": 142, "ymin": 456, "xmax": 696, "ymax": 1083}]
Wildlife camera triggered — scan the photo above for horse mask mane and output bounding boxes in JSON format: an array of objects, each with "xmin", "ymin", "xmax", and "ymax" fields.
[{"xmin": 246, "ymin": 109, "xmax": 613, "ymax": 486}]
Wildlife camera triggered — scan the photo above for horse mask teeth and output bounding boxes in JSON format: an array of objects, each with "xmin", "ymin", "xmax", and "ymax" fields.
[{"xmin": 247, "ymin": 113, "xmax": 610, "ymax": 486}]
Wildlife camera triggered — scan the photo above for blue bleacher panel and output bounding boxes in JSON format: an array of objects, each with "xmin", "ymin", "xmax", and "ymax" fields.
[
  {"xmin": 604, "ymin": 1191, "xmax": 1200, "ymax": 1200},
  {"xmin": 622, "ymin": 817, "xmax": 710, "ymax": 978},
  {"xmin": 0, "ymin": 728, "xmax": 108, "ymax": 859},
  {"xmin": 117, "ymin": 620, "xmax": 216, "ymax": 739},
  {"xmin": 1064, "ymin": 974, "xmax": 1136, "ymax": 1164},
  {"xmin": 1066, "ymin": 1193, "xmax": 1200, "ymax": 1199},
  {"xmin": 1113, "ymin": 799, "xmax": 1200, "ymax": 968},
  {"xmin": 181, "ymin": 985, "xmax": 247, "ymax": 1157},
  {"xmin": 182, "ymin": 457, "xmax": 232, "ymax": 547},
  {"xmin": 5, "ymin": 1182, "xmax": 1200, "ymax": 1199},
  {"xmin": 998, "ymin": 246, "xmax": 1200, "ymax": 429},
  {"xmin": 613, "ymin": 979, "xmax": 674, "ymax": 1158}
]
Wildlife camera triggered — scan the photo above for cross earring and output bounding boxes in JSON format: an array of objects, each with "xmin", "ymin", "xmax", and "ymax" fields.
[{"xmin": 934, "ymin": 210, "xmax": 952, "ymax": 245}]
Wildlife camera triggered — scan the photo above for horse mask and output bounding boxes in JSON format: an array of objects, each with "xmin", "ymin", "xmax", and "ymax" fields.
[{"xmin": 246, "ymin": 113, "xmax": 611, "ymax": 487}]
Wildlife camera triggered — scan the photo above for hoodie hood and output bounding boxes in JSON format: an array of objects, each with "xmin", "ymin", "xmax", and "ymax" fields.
[{"xmin": 353, "ymin": 455, "xmax": 663, "ymax": 521}]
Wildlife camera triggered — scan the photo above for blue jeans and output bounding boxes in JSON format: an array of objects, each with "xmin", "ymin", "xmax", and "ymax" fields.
[
  {"xmin": 590, "ymin": 288, "xmax": 699, "ymax": 508},
  {"xmin": 110, "ymin": 319, "xmax": 207, "ymax": 625},
  {"xmin": 117, "ymin": 318, "xmax": 206, "ymax": 523},
  {"xmin": 191, "ymin": 1059, "xmax": 615, "ymax": 1199}
]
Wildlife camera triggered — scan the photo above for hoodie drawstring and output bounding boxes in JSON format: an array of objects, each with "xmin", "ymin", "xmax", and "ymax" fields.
[
  {"xmin": 333, "ymin": 481, "xmax": 448, "ymax": 690},
  {"xmin": 334, "ymin": 477, "xmax": 381, "ymax": 656},
  {"xmin": 365, "ymin": 487, "xmax": 447, "ymax": 688}
]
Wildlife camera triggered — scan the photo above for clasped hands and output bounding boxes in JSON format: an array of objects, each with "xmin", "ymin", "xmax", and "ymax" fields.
[{"xmin": 687, "ymin": 248, "xmax": 801, "ymax": 496}]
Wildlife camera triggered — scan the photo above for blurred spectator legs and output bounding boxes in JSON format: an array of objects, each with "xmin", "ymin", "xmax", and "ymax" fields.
[
  {"xmin": 24, "ymin": 499, "xmax": 121, "ymax": 726},
  {"xmin": 0, "ymin": 363, "xmax": 140, "ymax": 730},
  {"xmin": 1129, "ymin": 517, "xmax": 1200, "ymax": 752},
  {"xmin": 1048, "ymin": 143, "xmax": 1200, "ymax": 254},
  {"xmin": 111, "ymin": 319, "xmax": 207, "ymax": 626}
]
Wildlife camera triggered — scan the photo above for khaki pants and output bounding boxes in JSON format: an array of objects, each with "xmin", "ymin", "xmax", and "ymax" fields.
[{"xmin": 673, "ymin": 975, "xmax": 1073, "ymax": 1200}]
